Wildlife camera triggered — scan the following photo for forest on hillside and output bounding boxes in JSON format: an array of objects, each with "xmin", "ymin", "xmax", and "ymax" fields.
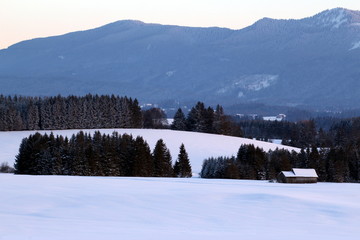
[
  {"xmin": 0, "ymin": 95, "xmax": 142, "ymax": 130},
  {"xmin": 2, "ymin": 94, "xmax": 356, "ymax": 149},
  {"xmin": 14, "ymin": 131, "xmax": 192, "ymax": 178},
  {"xmin": 0, "ymin": 95, "xmax": 242, "ymax": 136},
  {"xmin": 2, "ymin": 94, "xmax": 360, "ymax": 182},
  {"xmin": 201, "ymin": 118, "xmax": 360, "ymax": 182},
  {"xmin": 237, "ymin": 117, "xmax": 360, "ymax": 149},
  {"xmin": 200, "ymin": 144, "xmax": 360, "ymax": 183}
]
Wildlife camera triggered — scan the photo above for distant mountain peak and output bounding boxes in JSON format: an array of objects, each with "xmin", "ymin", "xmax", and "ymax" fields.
[
  {"xmin": 113, "ymin": 19, "xmax": 146, "ymax": 25},
  {"xmin": 313, "ymin": 8, "xmax": 360, "ymax": 28}
]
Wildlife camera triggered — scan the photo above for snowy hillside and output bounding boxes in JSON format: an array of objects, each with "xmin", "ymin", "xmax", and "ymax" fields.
[
  {"xmin": 0, "ymin": 129, "xmax": 299, "ymax": 174},
  {"xmin": 1, "ymin": 174, "xmax": 359, "ymax": 240}
]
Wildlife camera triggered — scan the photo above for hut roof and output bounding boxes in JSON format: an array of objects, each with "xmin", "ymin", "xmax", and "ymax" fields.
[{"xmin": 281, "ymin": 168, "xmax": 318, "ymax": 178}]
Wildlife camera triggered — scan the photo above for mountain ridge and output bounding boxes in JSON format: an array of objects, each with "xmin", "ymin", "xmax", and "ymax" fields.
[{"xmin": 1, "ymin": 8, "xmax": 360, "ymax": 109}]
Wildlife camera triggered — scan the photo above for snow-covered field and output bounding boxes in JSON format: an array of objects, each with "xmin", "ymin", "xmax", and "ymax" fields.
[
  {"xmin": 1, "ymin": 174, "xmax": 359, "ymax": 240},
  {"xmin": 0, "ymin": 129, "xmax": 299, "ymax": 174},
  {"xmin": 1, "ymin": 130, "xmax": 358, "ymax": 239}
]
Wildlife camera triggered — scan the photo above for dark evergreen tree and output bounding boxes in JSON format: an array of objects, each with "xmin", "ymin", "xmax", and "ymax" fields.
[
  {"xmin": 186, "ymin": 102, "xmax": 207, "ymax": 132},
  {"xmin": 14, "ymin": 138, "xmax": 32, "ymax": 174},
  {"xmin": 152, "ymin": 139, "xmax": 173, "ymax": 177},
  {"xmin": 171, "ymin": 108, "xmax": 187, "ymax": 131},
  {"xmin": 173, "ymin": 144, "xmax": 192, "ymax": 177},
  {"xmin": 132, "ymin": 136, "xmax": 154, "ymax": 176},
  {"xmin": 142, "ymin": 108, "xmax": 167, "ymax": 129}
]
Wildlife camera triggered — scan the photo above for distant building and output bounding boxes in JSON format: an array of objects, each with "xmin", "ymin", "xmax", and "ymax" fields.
[
  {"xmin": 277, "ymin": 168, "xmax": 318, "ymax": 183},
  {"xmin": 235, "ymin": 114, "xmax": 259, "ymax": 120},
  {"xmin": 263, "ymin": 114, "xmax": 286, "ymax": 121},
  {"xmin": 166, "ymin": 118, "xmax": 174, "ymax": 126}
]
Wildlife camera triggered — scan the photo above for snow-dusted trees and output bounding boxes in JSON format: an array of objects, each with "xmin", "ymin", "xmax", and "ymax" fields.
[
  {"xmin": 0, "ymin": 95, "xmax": 142, "ymax": 131},
  {"xmin": 200, "ymin": 156, "xmax": 237, "ymax": 179}
]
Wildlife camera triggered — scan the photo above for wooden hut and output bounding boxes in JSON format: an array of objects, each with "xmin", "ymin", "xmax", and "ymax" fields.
[{"xmin": 277, "ymin": 168, "xmax": 318, "ymax": 183}]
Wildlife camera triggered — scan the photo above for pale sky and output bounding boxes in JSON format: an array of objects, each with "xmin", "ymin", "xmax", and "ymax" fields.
[{"xmin": 1, "ymin": 0, "xmax": 360, "ymax": 49}]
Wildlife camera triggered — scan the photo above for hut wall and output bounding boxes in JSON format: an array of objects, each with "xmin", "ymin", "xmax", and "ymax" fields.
[
  {"xmin": 277, "ymin": 173, "xmax": 287, "ymax": 183},
  {"xmin": 285, "ymin": 177, "xmax": 317, "ymax": 184}
]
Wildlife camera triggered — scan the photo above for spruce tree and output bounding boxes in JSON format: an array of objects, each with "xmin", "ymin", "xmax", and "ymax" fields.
[
  {"xmin": 14, "ymin": 138, "xmax": 31, "ymax": 174},
  {"xmin": 171, "ymin": 108, "xmax": 186, "ymax": 130},
  {"xmin": 174, "ymin": 144, "xmax": 192, "ymax": 177},
  {"xmin": 153, "ymin": 139, "xmax": 173, "ymax": 177},
  {"xmin": 132, "ymin": 136, "xmax": 154, "ymax": 176}
]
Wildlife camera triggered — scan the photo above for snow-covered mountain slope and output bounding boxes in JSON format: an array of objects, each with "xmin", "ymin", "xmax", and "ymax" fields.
[
  {"xmin": 1, "ymin": 8, "xmax": 360, "ymax": 109},
  {"xmin": 1, "ymin": 174, "xmax": 360, "ymax": 240},
  {"xmin": 0, "ymin": 129, "xmax": 299, "ymax": 174}
]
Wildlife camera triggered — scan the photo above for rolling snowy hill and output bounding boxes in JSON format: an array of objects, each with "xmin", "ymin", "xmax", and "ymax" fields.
[
  {"xmin": 1, "ymin": 174, "xmax": 359, "ymax": 240},
  {"xmin": 1, "ymin": 8, "xmax": 360, "ymax": 109},
  {"xmin": 0, "ymin": 129, "xmax": 299, "ymax": 174}
]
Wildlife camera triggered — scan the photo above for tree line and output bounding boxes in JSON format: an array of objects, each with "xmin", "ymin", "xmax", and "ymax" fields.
[
  {"xmin": 237, "ymin": 119, "xmax": 317, "ymax": 148},
  {"xmin": 14, "ymin": 131, "xmax": 192, "ymax": 178},
  {"xmin": 0, "ymin": 95, "xmax": 142, "ymax": 131},
  {"xmin": 170, "ymin": 102, "xmax": 243, "ymax": 137},
  {"xmin": 202, "ymin": 117, "xmax": 360, "ymax": 183},
  {"xmin": 237, "ymin": 117, "xmax": 360, "ymax": 150},
  {"xmin": 1, "ymin": 95, "xmax": 242, "ymax": 138},
  {"xmin": 200, "ymin": 143, "xmax": 360, "ymax": 183}
]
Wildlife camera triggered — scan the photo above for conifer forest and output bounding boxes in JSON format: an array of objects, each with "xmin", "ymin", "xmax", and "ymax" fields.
[
  {"xmin": 14, "ymin": 131, "xmax": 192, "ymax": 178},
  {"xmin": 1, "ymin": 95, "xmax": 360, "ymax": 182}
]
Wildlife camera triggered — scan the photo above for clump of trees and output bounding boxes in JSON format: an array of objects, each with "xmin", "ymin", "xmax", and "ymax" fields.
[
  {"xmin": 200, "ymin": 143, "xmax": 360, "ymax": 183},
  {"xmin": 237, "ymin": 119, "xmax": 317, "ymax": 148},
  {"xmin": 0, "ymin": 95, "xmax": 142, "ymax": 131},
  {"xmin": 14, "ymin": 131, "xmax": 192, "ymax": 177},
  {"xmin": 171, "ymin": 102, "xmax": 243, "ymax": 137},
  {"xmin": 142, "ymin": 108, "xmax": 168, "ymax": 129},
  {"xmin": 237, "ymin": 116, "xmax": 360, "ymax": 150},
  {"xmin": 0, "ymin": 95, "xmax": 242, "ymax": 138},
  {"xmin": 0, "ymin": 162, "xmax": 14, "ymax": 173}
]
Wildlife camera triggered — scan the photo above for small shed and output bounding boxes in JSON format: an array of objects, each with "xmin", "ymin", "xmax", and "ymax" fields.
[{"xmin": 277, "ymin": 168, "xmax": 318, "ymax": 183}]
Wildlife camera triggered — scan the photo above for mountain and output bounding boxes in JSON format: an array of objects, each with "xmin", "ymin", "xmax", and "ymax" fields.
[{"xmin": 1, "ymin": 8, "xmax": 360, "ymax": 109}]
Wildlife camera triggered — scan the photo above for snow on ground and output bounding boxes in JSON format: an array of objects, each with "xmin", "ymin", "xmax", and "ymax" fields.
[
  {"xmin": 0, "ymin": 129, "xmax": 299, "ymax": 174},
  {"xmin": 0, "ymin": 174, "xmax": 359, "ymax": 240}
]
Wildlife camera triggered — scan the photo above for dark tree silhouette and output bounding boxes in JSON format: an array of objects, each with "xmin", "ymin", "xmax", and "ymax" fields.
[{"xmin": 174, "ymin": 144, "xmax": 192, "ymax": 177}]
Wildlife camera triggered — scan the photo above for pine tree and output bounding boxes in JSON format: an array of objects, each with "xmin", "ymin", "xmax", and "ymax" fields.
[
  {"xmin": 132, "ymin": 136, "xmax": 154, "ymax": 176},
  {"xmin": 186, "ymin": 102, "xmax": 210, "ymax": 132},
  {"xmin": 173, "ymin": 144, "xmax": 192, "ymax": 177},
  {"xmin": 14, "ymin": 138, "xmax": 31, "ymax": 174},
  {"xmin": 153, "ymin": 139, "xmax": 173, "ymax": 177},
  {"xmin": 171, "ymin": 108, "xmax": 186, "ymax": 130}
]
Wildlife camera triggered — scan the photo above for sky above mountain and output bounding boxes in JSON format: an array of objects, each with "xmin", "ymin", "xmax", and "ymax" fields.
[{"xmin": 1, "ymin": 0, "xmax": 360, "ymax": 49}]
